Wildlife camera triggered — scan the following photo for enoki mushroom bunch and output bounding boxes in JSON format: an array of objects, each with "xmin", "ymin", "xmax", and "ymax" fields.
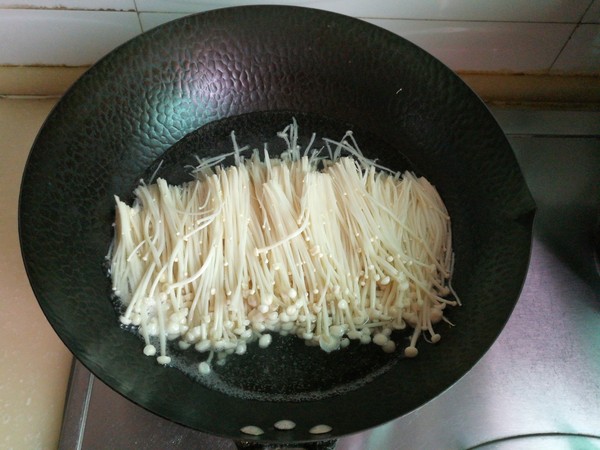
[{"xmin": 109, "ymin": 122, "xmax": 459, "ymax": 374}]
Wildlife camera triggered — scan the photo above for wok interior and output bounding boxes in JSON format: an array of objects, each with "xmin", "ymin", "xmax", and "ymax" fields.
[
  {"xmin": 19, "ymin": 5, "xmax": 535, "ymax": 442},
  {"xmin": 135, "ymin": 111, "xmax": 425, "ymax": 401}
]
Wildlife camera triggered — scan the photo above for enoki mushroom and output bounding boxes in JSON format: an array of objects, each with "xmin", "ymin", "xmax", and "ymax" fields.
[{"xmin": 108, "ymin": 121, "xmax": 460, "ymax": 374}]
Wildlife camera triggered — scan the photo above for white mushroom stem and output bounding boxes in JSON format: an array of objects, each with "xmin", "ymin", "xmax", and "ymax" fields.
[{"xmin": 109, "ymin": 120, "xmax": 459, "ymax": 369}]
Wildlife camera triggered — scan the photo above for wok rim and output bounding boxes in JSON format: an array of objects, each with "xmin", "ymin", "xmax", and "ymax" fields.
[{"xmin": 18, "ymin": 5, "xmax": 536, "ymax": 444}]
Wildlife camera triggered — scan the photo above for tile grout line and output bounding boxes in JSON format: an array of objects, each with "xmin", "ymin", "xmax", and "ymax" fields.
[
  {"xmin": 578, "ymin": 0, "xmax": 596, "ymax": 23},
  {"xmin": 506, "ymin": 133, "xmax": 600, "ymax": 138},
  {"xmin": 132, "ymin": 0, "xmax": 144, "ymax": 33},
  {"xmin": 0, "ymin": 6, "xmax": 593, "ymax": 25},
  {"xmin": 0, "ymin": 94, "xmax": 62, "ymax": 100},
  {"xmin": 360, "ymin": 17, "xmax": 589, "ymax": 24},
  {"xmin": 548, "ymin": 23, "xmax": 580, "ymax": 72},
  {"xmin": 0, "ymin": 6, "xmax": 135, "ymax": 12},
  {"xmin": 547, "ymin": 0, "xmax": 594, "ymax": 71}
]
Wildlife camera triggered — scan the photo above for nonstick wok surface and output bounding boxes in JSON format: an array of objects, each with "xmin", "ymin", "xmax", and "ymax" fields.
[{"xmin": 19, "ymin": 5, "xmax": 535, "ymax": 444}]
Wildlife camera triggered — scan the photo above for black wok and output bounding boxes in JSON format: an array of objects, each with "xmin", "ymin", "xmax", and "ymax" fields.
[{"xmin": 19, "ymin": 6, "xmax": 535, "ymax": 448}]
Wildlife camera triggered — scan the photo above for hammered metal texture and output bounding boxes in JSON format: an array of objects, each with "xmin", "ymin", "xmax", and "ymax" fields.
[{"xmin": 19, "ymin": 5, "xmax": 535, "ymax": 445}]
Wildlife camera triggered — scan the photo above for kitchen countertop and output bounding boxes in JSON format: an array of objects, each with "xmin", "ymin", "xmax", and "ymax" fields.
[
  {"xmin": 1, "ymin": 96, "xmax": 599, "ymax": 450},
  {"xmin": 0, "ymin": 97, "xmax": 71, "ymax": 450}
]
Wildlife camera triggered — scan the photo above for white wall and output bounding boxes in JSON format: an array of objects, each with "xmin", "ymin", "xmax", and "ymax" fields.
[{"xmin": 0, "ymin": 0, "xmax": 598, "ymax": 74}]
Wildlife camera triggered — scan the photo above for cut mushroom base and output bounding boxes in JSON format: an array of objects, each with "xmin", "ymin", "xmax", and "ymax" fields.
[
  {"xmin": 239, "ymin": 421, "xmax": 331, "ymax": 436},
  {"xmin": 309, "ymin": 424, "xmax": 333, "ymax": 435},
  {"xmin": 274, "ymin": 420, "xmax": 296, "ymax": 431},
  {"xmin": 240, "ymin": 425, "xmax": 265, "ymax": 436}
]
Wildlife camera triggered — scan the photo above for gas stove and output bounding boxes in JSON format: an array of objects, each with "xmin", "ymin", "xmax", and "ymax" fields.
[{"xmin": 58, "ymin": 107, "xmax": 600, "ymax": 450}]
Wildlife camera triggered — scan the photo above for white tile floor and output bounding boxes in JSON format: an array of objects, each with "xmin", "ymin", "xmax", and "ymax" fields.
[
  {"xmin": 133, "ymin": 0, "xmax": 592, "ymax": 22},
  {"xmin": 0, "ymin": 0, "xmax": 135, "ymax": 9},
  {"xmin": 366, "ymin": 19, "xmax": 575, "ymax": 72},
  {"xmin": 0, "ymin": 9, "xmax": 140, "ymax": 66},
  {"xmin": 1, "ymin": 1, "xmax": 599, "ymax": 73}
]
